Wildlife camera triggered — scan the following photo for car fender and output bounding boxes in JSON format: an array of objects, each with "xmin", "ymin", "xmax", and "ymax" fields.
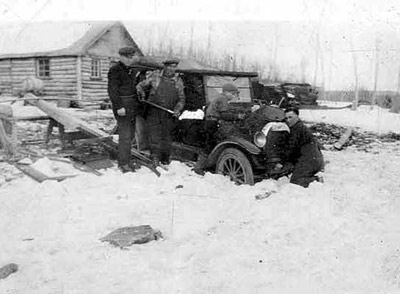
[{"xmin": 205, "ymin": 137, "xmax": 261, "ymax": 168}]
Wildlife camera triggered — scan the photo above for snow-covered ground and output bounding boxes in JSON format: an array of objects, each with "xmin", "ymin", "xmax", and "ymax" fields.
[
  {"xmin": 302, "ymin": 103, "xmax": 400, "ymax": 134},
  {"xmin": 1, "ymin": 103, "xmax": 400, "ymax": 294}
]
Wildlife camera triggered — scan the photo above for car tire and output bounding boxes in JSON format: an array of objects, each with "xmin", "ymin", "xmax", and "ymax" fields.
[{"xmin": 216, "ymin": 148, "xmax": 254, "ymax": 185}]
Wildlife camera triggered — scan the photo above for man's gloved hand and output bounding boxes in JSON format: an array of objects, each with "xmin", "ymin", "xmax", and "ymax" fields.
[
  {"xmin": 138, "ymin": 93, "xmax": 145, "ymax": 102},
  {"xmin": 238, "ymin": 113, "xmax": 246, "ymax": 120},
  {"xmin": 173, "ymin": 109, "xmax": 181, "ymax": 118},
  {"xmin": 117, "ymin": 107, "xmax": 126, "ymax": 116}
]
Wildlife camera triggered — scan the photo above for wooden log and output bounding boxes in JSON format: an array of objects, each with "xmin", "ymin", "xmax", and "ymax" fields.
[
  {"xmin": 51, "ymin": 61, "xmax": 76, "ymax": 65},
  {"xmin": 44, "ymin": 85, "xmax": 77, "ymax": 90},
  {"xmin": 20, "ymin": 76, "xmax": 44, "ymax": 94},
  {"xmin": 0, "ymin": 97, "xmax": 78, "ymax": 103},
  {"xmin": 0, "ymin": 119, "xmax": 15, "ymax": 156},
  {"xmin": 0, "ymin": 104, "xmax": 13, "ymax": 117},
  {"xmin": 50, "ymin": 67, "xmax": 76, "ymax": 72},
  {"xmin": 333, "ymin": 128, "xmax": 353, "ymax": 150},
  {"xmin": 82, "ymin": 84, "xmax": 106, "ymax": 88},
  {"xmin": 11, "ymin": 62, "xmax": 34, "ymax": 67}
]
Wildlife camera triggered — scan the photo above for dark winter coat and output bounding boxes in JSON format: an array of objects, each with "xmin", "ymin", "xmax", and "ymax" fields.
[
  {"xmin": 107, "ymin": 62, "xmax": 144, "ymax": 117},
  {"xmin": 286, "ymin": 120, "xmax": 324, "ymax": 187}
]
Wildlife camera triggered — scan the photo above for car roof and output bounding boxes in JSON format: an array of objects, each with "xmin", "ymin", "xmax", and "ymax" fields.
[{"xmin": 136, "ymin": 56, "xmax": 258, "ymax": 78}]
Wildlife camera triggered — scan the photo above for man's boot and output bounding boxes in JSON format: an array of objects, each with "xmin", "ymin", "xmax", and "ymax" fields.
[
  {"xmin": 119, "ymin": 164, "xmax": 135, "ymax": 173},
  {"xmin": 192, "ymin": 153, "xmax": 207, "ymax": 175}
]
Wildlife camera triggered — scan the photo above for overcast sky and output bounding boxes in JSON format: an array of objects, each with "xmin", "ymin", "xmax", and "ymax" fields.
[{"xmin": 1, "ymin": 0, "xmax": 400, "ymax": 91}]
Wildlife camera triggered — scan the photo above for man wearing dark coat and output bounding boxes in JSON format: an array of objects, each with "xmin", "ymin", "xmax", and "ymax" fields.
[
  {"xmin": 136, "ymin": 59, "xmax": 186, "ymax": 166},
  {"xmin": 107, "ymin": 47, "xmax": 144, "ymax": 173},
  {"xmin": 204, "ymin": 83, "xmax": 246, "ymax": 150},
  {"xmin": 284, "ymin": 106, "xmax": 324, "ymax": 187}
]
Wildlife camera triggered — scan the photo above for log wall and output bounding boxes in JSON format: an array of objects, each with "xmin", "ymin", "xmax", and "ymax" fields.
[
  {"xmin": 0, "ymin": 57, "xmax": 78, "ymax": 100},
  {"xmin": 42, "ymin": 57, "xmax": 78, "ymax": 99},
  {"xmin": 81, "ymin": 56, "xmax": 115, "ymax": 101},
  {"xmin": 0, "ymin": 59, "xmax": 12, "ymax": 95}
]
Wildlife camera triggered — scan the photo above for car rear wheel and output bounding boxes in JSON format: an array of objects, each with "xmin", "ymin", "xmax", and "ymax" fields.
[{"xmin": 216, "ymin": 148, "xmax": 254, "ymax": 185}]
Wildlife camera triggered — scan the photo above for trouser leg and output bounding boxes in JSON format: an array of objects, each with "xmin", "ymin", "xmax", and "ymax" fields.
[
  {"xmin": 135, "ymin": 115, "xmax": 149, "ymax": 151},
  {"xmin": 203, "ymin": 120, "xmax": 218, "ymax": 152},
  {"xmin": 147, "ymin": 110, "xmax": 163, "ymax": 162},
  {"xmin": 290, "ymin": 158, "xmax": 322, "ymax": 188},
  {"xmin": 159, "ymin": 115, "xmax": 173, "ymax": 164},
  {"xmin": 117, "ymin": 115, "xmax": 136, "ymax": 166}
]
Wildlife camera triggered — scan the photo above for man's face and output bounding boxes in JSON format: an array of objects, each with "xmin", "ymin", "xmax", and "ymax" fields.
[
  {"xmin": 121, "ymin": 53, "xmax": 140, "ymax": 66},
  {"xmin": 225, "ymin": 90, "xmax": 239, "ymax": 101},
  {"xmin": 284, "ymin": 111, "xmax": 299, "ymax": 127},
  {"xmin": 163, "ymin": 64, "xmax": 177, "ymax": 77}
]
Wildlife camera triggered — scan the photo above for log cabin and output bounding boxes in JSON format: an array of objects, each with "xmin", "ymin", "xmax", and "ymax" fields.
[{"xmin": 0, "ymin": 21, "xmax": 142, "ymax": 105}]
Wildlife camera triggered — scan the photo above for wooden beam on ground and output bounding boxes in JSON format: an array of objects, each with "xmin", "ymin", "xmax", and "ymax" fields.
[
  {"xmin": 0, "ymin": 97, "xmax": 77, "ymax": 104},
  {"xmin": 334, "ymin": 128, "xmax": 353, "ymax": 150},
  {"xmin": 13, "ymin": 164, "xmax": 76, "ymax": 183},
  {"xmin": 24, "ymin": 93, "xmax": 160, "ymax": 177}
]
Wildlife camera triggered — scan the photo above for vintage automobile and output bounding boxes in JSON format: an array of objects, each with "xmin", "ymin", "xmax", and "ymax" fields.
[
  {"xmin": 252, "ymin": 80, "xmax": 319, "ymax": 107},
  {"xmin": 135, "ymin": 57, "xmax": 291, "ymax": 185}
]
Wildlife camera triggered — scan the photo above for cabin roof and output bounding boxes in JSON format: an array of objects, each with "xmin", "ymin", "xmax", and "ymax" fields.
[{"xmin": 0, "ymin": 21, "xmax": 138, "ymax": 59}]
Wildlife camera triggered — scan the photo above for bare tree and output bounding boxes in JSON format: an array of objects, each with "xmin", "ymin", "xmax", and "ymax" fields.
[
  {"xmin": 300, "ymin": 56, "xmax": 308, "ymax": 83},
  {"xmin": 313, "ymin": 29, "xmax": 320, "ymax": 86},
  {"xmin": 349, "ymin": 37, "xmax": 359, "ymax": 110},
  {"xmin": 187, "ymin": 22, "xmax": 194, "ymax": 58},
  {"xmin": 371, "ymin": 37, "xmax": 381, "ymax": 107},
  {"xmin": 397, "ymin": 65, "xmax": 400, "ymax": 95}
]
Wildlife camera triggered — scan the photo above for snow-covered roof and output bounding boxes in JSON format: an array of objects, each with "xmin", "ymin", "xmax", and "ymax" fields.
[{"xmin": 0, "ymin": 21, "xmax": 123, "ymax": 59}]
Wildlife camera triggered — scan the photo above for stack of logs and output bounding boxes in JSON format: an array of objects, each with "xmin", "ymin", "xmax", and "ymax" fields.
[{"xmin": 309, "ymin": 122, "xmax": 400, "ymax": 151}]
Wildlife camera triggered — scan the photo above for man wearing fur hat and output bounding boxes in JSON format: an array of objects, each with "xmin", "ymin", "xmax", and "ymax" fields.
[
  {"xmin": 136, "ymin": 58, "xmax": 186, "ymax": 166},
  {"xmin": 108, "ymin": 47, "xmax": 144, "ymax": 173}
]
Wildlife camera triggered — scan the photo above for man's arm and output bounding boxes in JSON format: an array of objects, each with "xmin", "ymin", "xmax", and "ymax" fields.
[
  {"xmin": 173, "ymin": 77, "xmax": 186, "ymax": 114},
  {"xmin": 107, "ymin": 66, "xmax": 123, "ymax": 111},
  {"xmin": 218, "ymin": 100, "xmax": 244, "ymax": 121},
  {"xmin": 285, "ymin": 124, "xmax": 313, "ymax": 162},
  {"xmin": 136, "ymin": 77, "xmax": 153, "ymax": 101}
]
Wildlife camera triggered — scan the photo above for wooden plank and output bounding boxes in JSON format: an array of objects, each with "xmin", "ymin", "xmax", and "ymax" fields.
[
  {"xmin": 334, "ymin": 128, "xmax": 353, "ymax": 150},
  {"xmin": 14, "ymin": 164, "xmax": 76, "ymax": 182},
  {"xmin": 25, "ymin": 94, "xmax": 161, "ymax": 177},
  {"xmin": 25, "ymin": 93, "xmax": 108, "ymax": 136}
]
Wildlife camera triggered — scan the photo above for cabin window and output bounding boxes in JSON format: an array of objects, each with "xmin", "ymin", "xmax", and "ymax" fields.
[
  {"xmin": 36, "ymin": 58, "xmax": 50, "ymax": 78},
  {"xmin": 91, "ymin": 58, "xmax": 101, "ymax": 78}
]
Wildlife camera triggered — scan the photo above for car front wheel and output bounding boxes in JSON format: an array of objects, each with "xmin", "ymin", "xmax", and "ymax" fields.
[{"xmin": 216, "ymin": 148, "xmax": 254, "ymax": 185}]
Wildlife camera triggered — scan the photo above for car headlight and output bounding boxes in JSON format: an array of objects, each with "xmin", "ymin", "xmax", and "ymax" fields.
[{"xmin": 254, "ymin": 131, "xmax": 266, "ymax": 148}]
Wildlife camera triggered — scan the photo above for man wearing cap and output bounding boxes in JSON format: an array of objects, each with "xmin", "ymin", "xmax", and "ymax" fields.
[
  {"xmin": 108, "ymin": 46, "xmax": 144, "ymax": 173},
  {"xmin": 283, "ymin": 106, "xmax": 324, "ymax": 187},
  {"xmin": 203, "ymin": 83, "xmax": 246, "ymax": 150},
  {"xmin": 136, "ymin": 58, "xmax": 185, "ymax": 166}
]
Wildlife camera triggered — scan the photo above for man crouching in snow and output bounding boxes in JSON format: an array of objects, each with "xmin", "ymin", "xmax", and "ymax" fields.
[{"xmin": 283, "ymin": 106, "xmax": 324, "ymax": 187}]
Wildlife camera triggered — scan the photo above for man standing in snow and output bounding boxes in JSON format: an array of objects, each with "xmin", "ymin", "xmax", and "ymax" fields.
[
  {"xmin": 136, "ymin": 59, "xmax": 186, "ymax": 167},
  {"xmin": 108, "ymin": 47, "xmax": 144, "ymax": 173},
  {"xmin": 284, "ymin": 106, "xmax": 324, "ymax": 187}
]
